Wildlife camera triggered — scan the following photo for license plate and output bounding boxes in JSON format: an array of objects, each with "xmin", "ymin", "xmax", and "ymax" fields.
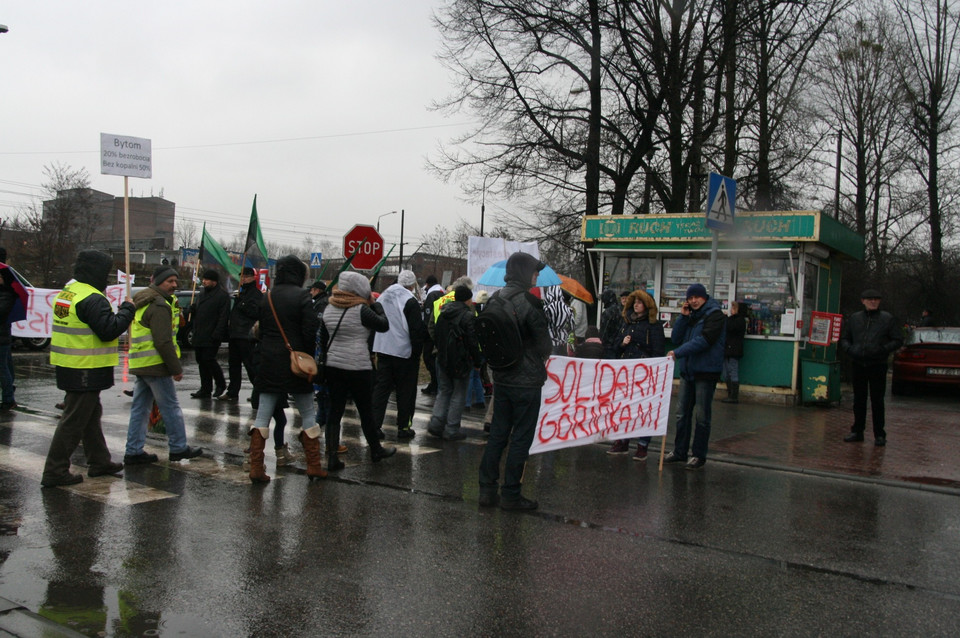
[{"xmin": 927, "ymin": 367, "xmax": 960, "ymax": 376}]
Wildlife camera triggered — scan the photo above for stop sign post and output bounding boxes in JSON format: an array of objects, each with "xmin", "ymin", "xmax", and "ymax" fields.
[{"xmin": 342, "ymin": 224, "xmax": 385, "ymax": 270}]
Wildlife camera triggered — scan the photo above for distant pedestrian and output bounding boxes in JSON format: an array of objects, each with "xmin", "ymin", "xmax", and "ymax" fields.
[
  {"xmin": 221, "ymin": 267, "xmax": 261, "ymax": 402},
  {"xmin": 918, "ymin": 308, "xmax": 935, "ymax": 327},
  {"xmin": 371, "ymin": 270, "xmax": 427, "ymax": 440},
  {"xmin": 568, "ymin": 293, "xmax": 589, "ymax": 345},
  {"xmin": 323, "ymin": 271, "xmax": 396, "ymax": 470},
  {"xmin": 607, "ymin": 290, "xmax": 665, "ymax": 461},
  {"xmin": 125, "ymin": 266, "xmax": 204, "ymax": 465},
  {"xmin": 310, "ymin": 280, "xmax": 329, "ymax": 317},
  {"xmin": 189, "ymin": 269, "xmax": 229, "ymax": 399},
  {"xmin": 41, "ymin": 250, "xmax": 136, "ymax": 487},
  {"xmin": 721, "ymin": 301, "xmax": 748, "ymax": 404},
  {"xmin": 665, "ymin": 283, "xmax": 725, "ymax": 470},
  {"xmin": 599, "ymin": 289, "xmax": 628, "ymax": 359},
  {"xmin": 0, "ymin": 246, "xmax": 18, "ymax": 411},
  {"xmin": 478, "ymin": 253, "xmax": 552, "ymax": 511},
  {"xmin": 427, "ymin": 285, "xmax": 482, "ymax": 441},
  {"xmin": 573, "ymin": 326, "xmax": 604, "ymax": 359},
  {"xmin": 839, "ymin": 289, "xmax": 903, "ymax": 447},
  {"xmin": 421, "ymin": 275, "xmax": 446, "ymax": 395}
]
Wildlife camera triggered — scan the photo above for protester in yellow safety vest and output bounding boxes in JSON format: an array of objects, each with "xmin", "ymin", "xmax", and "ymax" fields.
[
  {"xmin": 41, "ymin": 250, "xmax": 136, "ymax": 488},
  {"xmin": 123, "ymin": 266, "xmax": 204, "ymax": 465}
]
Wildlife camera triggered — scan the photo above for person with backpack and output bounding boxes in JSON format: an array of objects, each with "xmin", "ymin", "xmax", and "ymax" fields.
[
  {"xmin": 477, "ymin": 252, "xmax": 552, "ymax": 511},
  {"xmin": 427, "ymin": 286, "xmax": 482, "ymax": 441}
]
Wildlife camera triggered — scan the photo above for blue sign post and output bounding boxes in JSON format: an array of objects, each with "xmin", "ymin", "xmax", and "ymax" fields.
[{"xmin": 705, "ymin": 173, "xmax": 737, "ymax": 296}]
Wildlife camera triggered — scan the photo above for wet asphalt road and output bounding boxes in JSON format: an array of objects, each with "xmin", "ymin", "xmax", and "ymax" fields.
[{"xmin": 1, "ymin": 348, "xmax": 959, "ymax": 637}]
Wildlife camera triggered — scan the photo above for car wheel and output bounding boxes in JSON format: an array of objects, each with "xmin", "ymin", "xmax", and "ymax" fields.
[{"xmin": 21, "ymin": 337, "xmax": 51, "ymax": 351}]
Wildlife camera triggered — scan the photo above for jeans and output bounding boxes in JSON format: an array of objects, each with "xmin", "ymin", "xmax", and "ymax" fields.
[
  {"xmin": 0, "ymin": 343, "xmax": 14, "ymax": 403},
  {"xmin": 126, "ymin": 375, "xmax": 189, "ymax": 455},
  {"xmin": 253, "ymin": 392, "xmax": 314, "ymax": 437},
  {"xmin": 672, "ymin": 377, "xmax": 718, "ymax": 460},
  {"xmin": 851, "ymin": 362, "xmax": 888, "ymax": 437},
  {"xmin": 722, "ymin": 357, "xmax": 740, "ymax": 384},
  {"xmin": 371, "ymin": 353, "xmax": 419, "ymax": 431},
  {"xmin": 429, "ymin": 363, "xmax": 468, "ymax": 437},
  {"xmin": 464, "ymin": 368, "xmax": 485, "ymax": 408},
  {"xmin": 479, "ymin": 384, "xmax": 542, "ymax": 499}
]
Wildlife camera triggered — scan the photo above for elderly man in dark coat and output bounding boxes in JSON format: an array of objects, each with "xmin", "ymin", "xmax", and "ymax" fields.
[{"xmin": 189, "ymin": 269, "xmax": 230, "ymax": 398}]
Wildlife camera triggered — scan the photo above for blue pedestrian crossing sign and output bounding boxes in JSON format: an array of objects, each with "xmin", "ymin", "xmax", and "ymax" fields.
[
  {"xmin": 706, "ymin": 172, "xmax": 736, "ymax": 231},
  {"xmin": 310, "ymin": 252, "xmax": 322, "ymax": 268}
]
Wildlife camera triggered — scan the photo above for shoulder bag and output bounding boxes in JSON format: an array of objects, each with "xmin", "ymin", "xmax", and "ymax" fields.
[{"xmin": 267, "ymin": 290, "xmax": 318, "ymax": 383}]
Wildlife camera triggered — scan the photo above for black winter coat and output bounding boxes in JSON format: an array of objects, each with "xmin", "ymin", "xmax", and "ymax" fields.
[
  {"xmin": 228, "ymin": 282, "xmax": 262, "ymax": 340},
  {"xmin": 840, "ymin": 309, "xmax": 903, "ymax": 366},
  {"xmin": 724, "ymin": 314, "xmax": 747, "ymax": 359},
  {"xmin": 190, "ymin": 284, "xmax": 230, "ymax": 346},
  {"xmin": 616, "ymin": 314, "xmax": 666, "ymax": 359},
  {"xmin": 435, "ymin": 300, "xmax": 482, "ymax": 378},
  {"xmin": 255, "ymin": 284, "xmax": 319, "ymax": 394},
  {"xmin": 490, "ymin": 283, "xmax": 552, "ymax": 388}
]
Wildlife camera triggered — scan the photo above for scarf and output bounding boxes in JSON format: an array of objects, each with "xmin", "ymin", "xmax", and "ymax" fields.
[{"xmin": 329, "ymin": 289, "xmax": 369, "ymax": 309}]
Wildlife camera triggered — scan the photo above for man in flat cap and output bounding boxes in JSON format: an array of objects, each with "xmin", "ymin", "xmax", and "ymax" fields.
[
  {"xmin": 839, "ymin": 289, "xmax": 902, "ymax": 446},
  {"xmin": 189, "ymin": 269, "xmax": 230, "ymax": 398}
]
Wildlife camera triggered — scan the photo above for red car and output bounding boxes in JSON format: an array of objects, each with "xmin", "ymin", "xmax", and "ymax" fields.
[{"xmin": 892, "ymin": 327, "xmax": 960, "ymax": 395}]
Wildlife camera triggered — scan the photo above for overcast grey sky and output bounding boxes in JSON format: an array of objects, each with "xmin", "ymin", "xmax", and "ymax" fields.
[{"xmin": 0, "ymin": 0, "xmax": 483, "ymax": 255}]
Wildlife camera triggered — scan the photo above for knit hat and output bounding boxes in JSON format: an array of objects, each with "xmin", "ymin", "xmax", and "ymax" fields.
[
  {"xmin": 152, "ymin": 266, "xmax": 178, "ymax": 285},
  {"xmin": 398, "ymin": 270, "xmax": 417, "ymax": 288},
  {"xmin": 202, "ymin": 269, "xmax": 219, "ymax": 282},
  {"xmin": 454, "ymin": 285, "xmax": 473, "ymax": 302},
  {"xmin": 241, "ymin": 266, "xmax": 256, "ymax": 276},
  {"xmin": 685, "ymin": 283, "xmax": 708, "ymax": 299},
  {"xmin": 861, "ymin": 288, "xmax": 882, "ymax": 299},
  {"xmin": 337, "ymin": 271, "xmax": 371, "ymax": 299}
]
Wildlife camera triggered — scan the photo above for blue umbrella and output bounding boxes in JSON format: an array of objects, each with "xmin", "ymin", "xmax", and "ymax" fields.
[{"xmin": 478, "ymin": 259, "xmax": 562, "ymax": 287}]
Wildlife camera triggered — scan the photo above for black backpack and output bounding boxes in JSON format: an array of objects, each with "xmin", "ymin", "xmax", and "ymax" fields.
[{"xmin": 477, "ymin": 290, "xmax": 524, "ymax": 370}]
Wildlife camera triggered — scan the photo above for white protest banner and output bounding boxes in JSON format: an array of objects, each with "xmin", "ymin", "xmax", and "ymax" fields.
[
  {"xmin": 117, "ymin": 270, "xmax": 135, "ymax": 285},
  {"xmin": 467, "ymin": 236, "xmax": 539, "ymax": 294},
  {"xmin": 12, "ymin": 285, "xmax": 128, "ymax": 339},
  {"xmin": 530, "ymin": 355, "xmax": 674, "ymax": 455}
]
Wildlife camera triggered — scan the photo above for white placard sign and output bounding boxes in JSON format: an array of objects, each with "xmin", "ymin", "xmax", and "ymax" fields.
[
  {"xmin": 467, "ymin": 236, "xmax": 539, "ymax": 294},
  {"xmin": 100, "ymin": 133, "xmax": 152, "ymax": 178}
]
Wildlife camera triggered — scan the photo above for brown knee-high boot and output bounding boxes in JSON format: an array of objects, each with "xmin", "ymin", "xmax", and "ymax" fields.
[
  {"xmin": 248, "ymin": 429, "xmax": 271, "ymax": 483},
  {"xmin": 299, "ymin": 431, "xmax": 327, "ymax": 480}
]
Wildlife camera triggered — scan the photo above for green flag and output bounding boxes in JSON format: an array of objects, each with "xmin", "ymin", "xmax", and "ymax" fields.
[
  {"xmin": 243, "ymin": 195, "xmax": 268, "ymax": 270},
  {"xmin": 200, "ymin": 225, "xmax": 241, "ymax": 280}
]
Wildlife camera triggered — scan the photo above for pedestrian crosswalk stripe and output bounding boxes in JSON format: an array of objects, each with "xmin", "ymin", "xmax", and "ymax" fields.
[{"xmin": 0, "ymin": 446, "xmax": 177, "ymax": 506}]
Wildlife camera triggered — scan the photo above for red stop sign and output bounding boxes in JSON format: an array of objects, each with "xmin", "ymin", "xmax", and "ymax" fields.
[{"xmin": 342, "ymin": 224, "xmax": 385, "ymax": 270}]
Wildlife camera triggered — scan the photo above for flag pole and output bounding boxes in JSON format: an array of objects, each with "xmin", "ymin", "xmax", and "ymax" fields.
[
  {"xmin": 368, "ymin": 244, "xmax": 396, "ymax": 283},
  {"xmin": 189, "ymin": 224, "xmax": 204, "ymax": 306}
]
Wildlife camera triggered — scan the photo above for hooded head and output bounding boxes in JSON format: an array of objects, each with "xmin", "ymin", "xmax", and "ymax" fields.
[
  {"xmin": 454, "ymin": 285, "xmax": 473, "ymax": 302},
  {"xmin": 274, "ymin": 255, "xmax": 307, "ymax": 286},
  {"xmin": 73, "ymin": 250, "xmax": 113, "ymax": 291},
  {"xmin": 622, "ymin": 289, "xmax": 659, "ymax": 324},
  {"xmin": 336, "ymin": 271, "xmax": 371, "ymax": 299},
  {"xmin": 504, "ymin": 252, "xmax": 545, "ymax": 289},
  {"xmin": 601, "ymin": 289, "xmax": 618, "ymax": 307},
  {"xmin": 397, "ymin": 270, "xmax": 417, "ymax": 289}
]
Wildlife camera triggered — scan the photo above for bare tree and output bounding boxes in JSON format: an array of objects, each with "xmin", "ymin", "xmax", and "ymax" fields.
[
  {"xmin": 175, "ymin": 218, "xmax": 199, "ymax": 249},
  {"xmin": 10, "ymin": 163, "xmax": 97, "ymax": 286},
  {"xmin": 895, "ymin": 0, "xmax": 960, "ymax": 294}
]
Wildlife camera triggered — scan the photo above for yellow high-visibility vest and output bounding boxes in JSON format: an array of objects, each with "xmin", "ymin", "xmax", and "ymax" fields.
[
  {"xmin": 128, "ymin": 295, "xmax": 181, "ymax": 369},
  {"xmin": 49, "ymin": 282, "xmax": 119, "ymax": 369}
]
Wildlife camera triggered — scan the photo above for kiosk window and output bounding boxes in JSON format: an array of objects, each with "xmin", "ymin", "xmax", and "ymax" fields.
[
  {"xmin": 603, "ymin": 256, "xmax": 657, "ymax": 296},
  {"xmin": 735, "ymin": 258, "xmax": 795, "ymax": 336}
]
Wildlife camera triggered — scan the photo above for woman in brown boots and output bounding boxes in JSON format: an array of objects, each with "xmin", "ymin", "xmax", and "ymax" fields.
[{"xmin": 248, "ymin": 255, "xmax": 325, "ymax": 483}]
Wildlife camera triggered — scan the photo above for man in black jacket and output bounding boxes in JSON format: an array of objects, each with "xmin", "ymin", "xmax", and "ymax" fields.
[
  {"xmin": 41, "ymin": 250, "xmax": 136, "ymax": 487},
  {"xmin": 839, "ymin": 289, "xmax": 903, "ymax": 446},
  {"xmin": 0, "ymin": 246, "xmax": 18, "ymax": 410},
  {"xmin": 189, "ymin": 269, "xmax": 230, "ymax": 398},
  {"xmin": 420, "ymin": 275, "xmax": 445, "ymax": 395},
  {"xmin": 221, "ymin": 267, "xmax": 262, "ymax": 401},
  {"xmin": 478, "ymin": 252, "xmax": 551, "ymax": 511}
]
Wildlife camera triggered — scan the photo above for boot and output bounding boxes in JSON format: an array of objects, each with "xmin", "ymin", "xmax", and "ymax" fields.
[
  {"xmin": 299, "ymin": 431, "xmax": 327, "ymax": 480},
  {"xmin": 248, "ymin": 429, "xmax": 270, "ymax": 483},
  {"xmin": 722, "ymin": 382, "xmax": 739, "ymax": 404},
  {"xmin": 275, "ymin": 444, "xmax": 296, "ymax": 467}
]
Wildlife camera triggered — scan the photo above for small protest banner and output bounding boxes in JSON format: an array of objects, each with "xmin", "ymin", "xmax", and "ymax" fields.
[{"xmin": 530, "ymin": 355, "xmax": 674, "ymax": 455}]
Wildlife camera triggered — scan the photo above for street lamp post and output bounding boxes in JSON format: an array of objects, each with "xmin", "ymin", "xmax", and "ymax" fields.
[{"xmin": 376, "ymin": 210, "xmax": 397, "ymax": 232}]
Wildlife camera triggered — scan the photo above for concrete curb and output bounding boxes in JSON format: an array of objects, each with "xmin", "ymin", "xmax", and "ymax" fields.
[{"xmin": 0, "ymin": 597, "xmax": 87, "ymax": 637}]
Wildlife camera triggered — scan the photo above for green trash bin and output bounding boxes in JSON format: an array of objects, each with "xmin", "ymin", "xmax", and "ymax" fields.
[{"xmin": 801, "ymin": 359, "xmax": 841, "ymax": 405}]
